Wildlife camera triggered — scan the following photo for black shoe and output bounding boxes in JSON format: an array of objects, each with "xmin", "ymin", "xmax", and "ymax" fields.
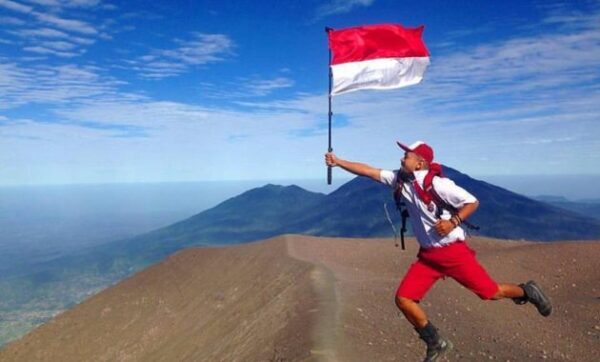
[
  {"xmin": 517, "ymin": 280, "xmax": 552, "ymax": 317},
  {"xmin": 423, "ymin": 338, "xmax": 453, "ymax": 362},
  {"xmin": 416, "ymin": 322, "xmax": 453, "ymax": 362}
]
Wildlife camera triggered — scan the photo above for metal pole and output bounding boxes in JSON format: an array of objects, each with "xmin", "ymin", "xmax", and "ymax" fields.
[{"xmin": 326, "ymin": 27, "xmax": 333, "ymax": 185}]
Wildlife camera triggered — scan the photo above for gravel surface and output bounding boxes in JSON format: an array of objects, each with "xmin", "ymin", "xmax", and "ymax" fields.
[{"xmin": 1, "ymin": 235, "xmax": 598, "ymax": 361}]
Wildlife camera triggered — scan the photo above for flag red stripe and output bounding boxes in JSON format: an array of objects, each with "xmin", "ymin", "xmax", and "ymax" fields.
[{"xmin": 328, "ymin": 24, "xmax": 429, "ymax": 65}]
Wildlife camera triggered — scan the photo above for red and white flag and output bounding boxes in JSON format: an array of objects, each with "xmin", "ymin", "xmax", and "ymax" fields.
[{"xmin": 328, "ymin": 24, "xmax": 430, "ymax": 96}]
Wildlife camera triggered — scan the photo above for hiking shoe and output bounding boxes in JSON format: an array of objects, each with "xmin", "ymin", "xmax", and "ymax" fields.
[
  {"xmin": 424, "ymin": 338, "xmax": 453, "ymax": 362},
  {"xmin": 520, "ymin": 280, "xmax": 552, "ymax": 317},
  {"xmin": 416, "ymin": 322, "xmax": 453, "ymax": 362}
]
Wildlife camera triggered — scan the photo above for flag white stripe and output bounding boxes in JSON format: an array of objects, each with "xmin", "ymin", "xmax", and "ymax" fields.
[{"xmin": 331, "ymin": 56, "xmax": 430, "ymax": 96}]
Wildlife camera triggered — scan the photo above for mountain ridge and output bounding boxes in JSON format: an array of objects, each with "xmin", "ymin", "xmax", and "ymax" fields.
[
  {"xmin": 57, "ymin": 166, "xmax": 599, "ymax": 277},
  {"xmin": 2, "ymin": 169, "xmax": 600, "ymax": 348},
  {"xmin": 2, "ymin": 235, "xmax": 598, "ymax": 361}
]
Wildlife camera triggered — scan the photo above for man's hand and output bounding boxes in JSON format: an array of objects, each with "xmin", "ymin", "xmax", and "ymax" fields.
[
  {"xmin": 325, "ymin": 152, "xmax": 339, "ymax": 167},
  {"xmin": 434, "ymin": 219, "xmax": 455, "ymax": 237},
  {"xmin": 323, "ymin": 153, "xmax": 382, "ymax": 181}
]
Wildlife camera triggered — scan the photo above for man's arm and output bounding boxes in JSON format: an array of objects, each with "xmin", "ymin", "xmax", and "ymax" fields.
[
  {"xmin": 432, "ymin": 177, "xmax": 479, "ymax": 236},
  {"xmin": 325, "ymin": 152, "xmax": 382, "ymax": 182},
  {"xmin": 454, "ymin": 201, "xmax": 479, "ymax": 223},
  {"xmin": 434, "ymin": 201, "xmax": 478, "ymax": 237}
]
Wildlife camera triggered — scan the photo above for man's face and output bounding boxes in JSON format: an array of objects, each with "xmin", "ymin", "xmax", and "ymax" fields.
[{"xmin": 400, "ymin": 151, "xmax": 424, "ymax": 172}]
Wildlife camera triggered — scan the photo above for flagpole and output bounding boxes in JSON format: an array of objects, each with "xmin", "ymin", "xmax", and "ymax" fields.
[{"xmin": 326, "ymin": 27, "xmax": 333, "ymax": 185}]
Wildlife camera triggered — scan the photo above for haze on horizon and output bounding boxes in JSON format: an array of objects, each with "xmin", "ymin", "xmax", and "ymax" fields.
[{"xmin": 1, "ymin": 0, "xmax": 599, "ymax": 186}]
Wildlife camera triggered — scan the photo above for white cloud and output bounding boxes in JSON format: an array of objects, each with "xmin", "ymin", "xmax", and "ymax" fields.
[
  {"xmin": 225, "ymin": 8, "xmax": 600, "ymax": 175},
  {"xmin": 202, "ymin": 76, "xmax": 296, "ymax": 98},
  {"xmin": 101, "ymin": 2, "xmax": 116, "ymax": 11},
  {"xmin": 19, "ymin": 27, "xmax": 70, "ymax": 38},
  {"xmin": 23, "ymin": 45, "xmax": 79, "ymax": 57},
  {"xmin": 0, "ymin": 0, "xmax": 33, "ymax": 13},
  {"xmin": 2, "ymin": 1, "xmax": 599, "ymax": 184},
  {"xmin": 34, "ymin": 12, "xmax": 97, "ymax": 34},
  {"xmin": 522, "ymin": 137, "xmax": 574, "ymax": 145},
  {"xmin": 72, "ymin": 36, "xmax": 95, "ymax": 45},
  {"xmin": 0, "ymin": 94, "xmax": 331, "ymax": 183},
  {"xmin": 315, "ymin": 0, "xmax": 375, "ymax": 19},
  {"xmin": 9, "ymin": 27, "xmax": 95, "ymax": 48},
  {"xmin": 24, "ymin": 0, "xmax": 100, "ymax": 9},
  {"xmin": 39, "ymin": 39, "xmax": 77, "ymax": 50},
  {"xmin": 244, "ymin": 77, "xmax": 295, "ymax": 96},
  {"xmin": 123, "ymin": 60, "xmax": 188, "ymax": 80},
  {"xmin": 0, "ymin": 1, "xmax": 101, "ymax": 60},
  {"xmin": 0, "ymin": 62, "xmax": 129, "ymax": 108},
  {"xmin": 162, "ymin": 33, "xmax": 233, "ymax": 64},
  {"xmin": 0, "ymin": 15, "xmax": 26, "ymax": 25},
  {"xmin": 130, "ymin": 33, "xmax": 235, "ymax": 79}
]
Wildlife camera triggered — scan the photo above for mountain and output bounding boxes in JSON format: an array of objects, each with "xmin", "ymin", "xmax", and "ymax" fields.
[
  {"xmin": 98, "ymin": 166, "xmax": 600, "ymax": 256},
  {"xmin": 2, "ymin": 235, "xmax": 599, "ymax": 361},
  {"xmin": 533, "ymin": 196, "xmax": 600, "ymax": 220},
  {"xmin": 3, "ymin": 169, "xmax": 600, "ymax": 347},
  {"xmin": 534, "ymin": 195, "xmax": 570, "ymax": 202},
  {"xmin": 439, "ymin": 167, "xmax": 600, "ymax": 240},
  {"xmin": 14, "ymin": 167, "xmax": 600, "ymax": 279},
  {"xmin": 27, "ymin": 168, "xmax": 600, "ymax": 278}
]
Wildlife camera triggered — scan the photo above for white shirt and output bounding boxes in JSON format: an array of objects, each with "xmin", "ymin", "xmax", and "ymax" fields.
[{"xmin": 380, "ymin": 169, "xmax": 477, "ymax": 249}]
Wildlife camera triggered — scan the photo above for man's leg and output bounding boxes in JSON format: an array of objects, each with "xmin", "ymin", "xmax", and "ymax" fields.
[
  {"xmin": 395, "ymin": 260, "xmax": 452, "ymax": 361},
  {"xmin": 397, "ymin": 283, "xmax": 527, "ymax": 321},
  {"xmin": 395, "ymin": 296, "xmax": 452, "ymax": 361},
  {"xmin": 443, "ymin": 245, "xmax": 552, "ymax": 316},
  {"xmin": 394, "ymin": 259, "xmax": 442, "ymax": 327},
  {"xmin": 491, "ymin": 283, "xmax": 524, "ymax": 299},
  {"xmin": 395, "ymin": 296, "xmax": 428, "ymax": 327}
]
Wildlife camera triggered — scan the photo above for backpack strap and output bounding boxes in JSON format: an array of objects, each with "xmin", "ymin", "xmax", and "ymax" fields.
[
  {"xmin": 393, "ymin": 174, "xmax": 408, "ymax": 250},
  {"xmin": 423, "ymin": 163, "xmax": 443, "ymax": 193},
  {"xmin": 418, "ymin": 163, "xmax": 480, "ymax": 231},
  {"xmin": 411, "ymin": 163, "xmax": 443, "ymax": 206}
]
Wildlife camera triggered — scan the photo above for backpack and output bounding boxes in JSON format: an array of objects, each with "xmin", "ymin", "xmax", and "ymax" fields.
[{"xmin": 392, "ymin": 163, "xmax": 479, "ymax": 250}]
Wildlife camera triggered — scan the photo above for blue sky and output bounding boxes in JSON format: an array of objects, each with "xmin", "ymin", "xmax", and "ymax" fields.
[{"xmin": 1, "ymin": 0, "xmax": 599, "ymax": 186}]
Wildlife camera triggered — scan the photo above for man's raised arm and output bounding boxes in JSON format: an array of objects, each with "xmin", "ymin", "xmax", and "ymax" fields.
[{"xmin": 325, "ymin": 152, "xmax": 382, "ymax": 182}]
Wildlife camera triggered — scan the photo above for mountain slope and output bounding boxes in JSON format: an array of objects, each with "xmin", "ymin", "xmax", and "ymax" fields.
[
  {"xmin": 2, "ymin": 236, "xmax": 599, "ymax": 361},
  {"xmin": 16, "ymin": 168, "xmax": 600, "ymax": 286},
  {"xmin": 112, "ymin": 167, "xmax": 600, "ymax": 249},
  {"xmin": 0, "ymin": 237, "xmax": 318, "ymax": 361},
  {"xmin": 285, "ymin": 176, "xmax": 395, "ymax": 237},
  {"xmin": 442, "ymin": 167, "xmax": 600, "ymax": 240},
  {"xmin": 534, "ymin": 196, "xmax": 600, "ymax": 220},
  {"xmin": 287, "ymin": 167, "xmax": 600, "ymax": 240},
  {"xmin": 3, "ymin": 170, "xmax": 600, "ymax": 348}
]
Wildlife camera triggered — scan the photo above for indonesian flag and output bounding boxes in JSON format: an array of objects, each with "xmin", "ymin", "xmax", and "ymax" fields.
[{"xmin": 328, "ymin": 24, "xmax": 430, "ymax": 96}]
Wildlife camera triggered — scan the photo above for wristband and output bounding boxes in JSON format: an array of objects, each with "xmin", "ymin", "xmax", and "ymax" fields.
[{"xmin": 451, "ymin": 215, "xmax": 461, "ymax": 227}]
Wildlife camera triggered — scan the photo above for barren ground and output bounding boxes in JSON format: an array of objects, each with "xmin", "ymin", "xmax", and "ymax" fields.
[{"xmin": 1, "ymin": 235, "xmax": 599, "ymax": 361}]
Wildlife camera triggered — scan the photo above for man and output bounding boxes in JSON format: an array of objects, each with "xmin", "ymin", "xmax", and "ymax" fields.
[{"xmin": 325, "ymin": 141, "xmax": 552, "ymax": 362}]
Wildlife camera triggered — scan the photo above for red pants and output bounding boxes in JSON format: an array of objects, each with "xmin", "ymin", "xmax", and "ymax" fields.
[{"xmin": 396, "ymin": 241, "xmax": 499, "ymax": 301}]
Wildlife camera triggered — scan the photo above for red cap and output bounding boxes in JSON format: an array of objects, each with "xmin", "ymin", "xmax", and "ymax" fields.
[{"xmin": 397, "ymin": 141, "xmax": 434, "ymax": 163}]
